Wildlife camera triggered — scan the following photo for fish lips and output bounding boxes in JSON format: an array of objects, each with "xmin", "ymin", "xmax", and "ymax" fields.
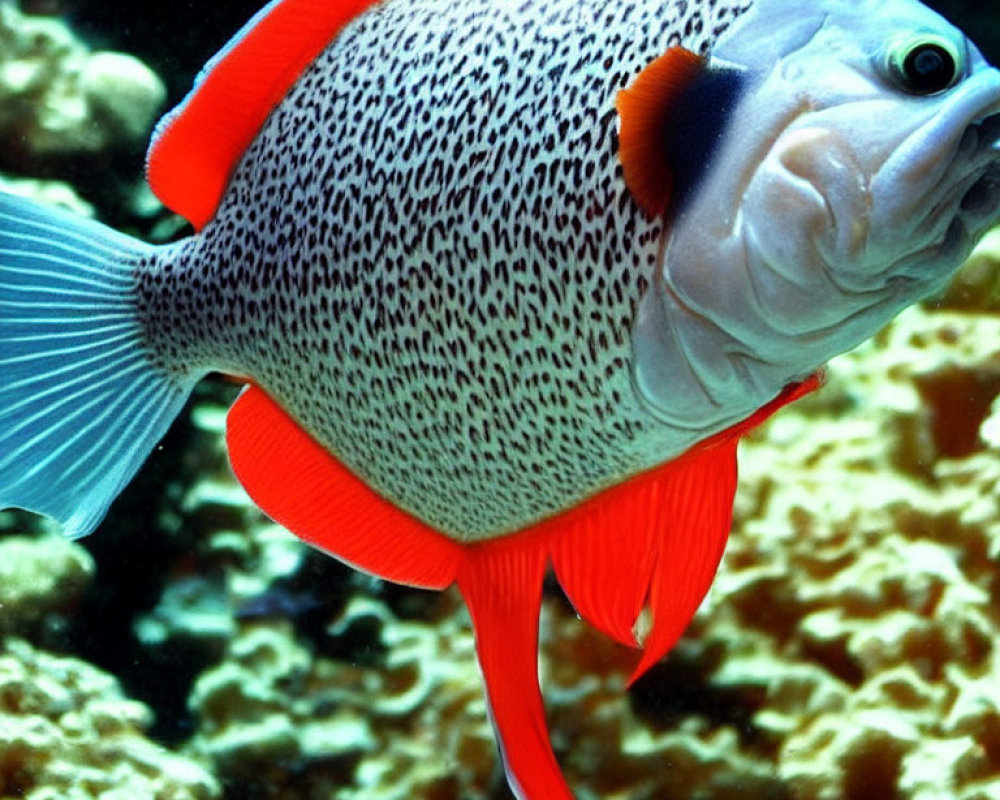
[
  {"xmin": 882, "ymin": 111, "xmax": 1000, "ymax": 288},
  {"xmin": 870, "ymin": 68, "xmax": 1000, "ymax": 273},
  {"xmin": 956, "ymin": 115, "xmax": 1000, "ymax": 225}
]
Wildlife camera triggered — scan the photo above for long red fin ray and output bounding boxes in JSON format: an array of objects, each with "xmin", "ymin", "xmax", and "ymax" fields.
[
  {"xmin": 458, "ymin": 541, "xmax": 573, "ymax": 800},
  {"xmin": 147, "ymin": 0, "xmax": 378, "ymax": 230}
]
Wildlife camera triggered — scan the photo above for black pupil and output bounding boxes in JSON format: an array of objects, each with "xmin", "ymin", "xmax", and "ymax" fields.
[{"xmin": 904, "ymin": 43, "xmax": 957, "ymax": 93}]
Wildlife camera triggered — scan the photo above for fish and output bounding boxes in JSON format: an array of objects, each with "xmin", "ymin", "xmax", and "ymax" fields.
[{"xmin": 2, "ymin": 0, "xmax": 999, "ymax": 796}]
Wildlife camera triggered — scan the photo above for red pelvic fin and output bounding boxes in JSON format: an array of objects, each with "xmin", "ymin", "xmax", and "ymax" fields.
[
  {"xmin": 626, "ymin": 374, "xmax": 824, "ymax": 681},
  {"xmin": 225, "ymin": 384, "xmax": 463, "ymax": 589},
  {"xmin": 227, "ymin": 383, "xmax": 568, "ymax": 794},
  {"xmin": 146, "ymin": 0, "xmax": 379, "ymax": 230},
  {"xmin": 549, "ymin": 475, "xmax": 659, "ymax": 648},
  {"xmin": 616, "ymin": 47, "xmax": 705, "ymax": 218},
  {"xmin": 457, "ymin": 538, "xmax": 574, "ymax": 800},
  {"xmin": 626, "ymin": 437, "xmax": 740, "ymax": 683},
  {"xmin": 545, "ymin": 435, "xmax": 739, "ymax": 683},
  {"xmin": 548, "ymin": 375, "xmax": 824, "ymax": 682}
]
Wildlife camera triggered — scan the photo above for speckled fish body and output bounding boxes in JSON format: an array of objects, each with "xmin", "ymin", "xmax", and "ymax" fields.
[{"xmin": 138, "ymin": 0, "xmax": 756, "ymax": 542}]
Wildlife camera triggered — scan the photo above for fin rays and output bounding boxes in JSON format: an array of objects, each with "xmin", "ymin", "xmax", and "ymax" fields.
[
  {"xmin": 1, "ymin": 352, "xmax": 146, "ymax": 417},
  {"xmin": 225, "ymin": 377, "xmax": 823, "ymax": 797},
  {"xmin": 2, "ymin": 321, "xmax": 135, "ymax": 344},
  {"xmin": 0, "ymin": 358, "xmax": 148, "ymax": 460},
  {"xmin": 3, "ymin": 339, "xmax": 141, "ymax": 389},
  {"xmin": 0, "ymin": 255, "xmax": 135, "ymax": 286},
  {"xmin": 0, "ymin": 192, "xmax": 196, "ymax": 538},
  {"xmin": 1, "ymin": 329, "xmax": 137, "ymax": 365}
]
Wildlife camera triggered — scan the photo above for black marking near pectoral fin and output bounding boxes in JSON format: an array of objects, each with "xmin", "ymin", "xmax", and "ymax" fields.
[
  {"xmin": 664, "ymin": 63, "xmax": 747, "ymax": 214},
  {"xmin": 617, "ymin": 47, "xmax": 706, "ymax": 218},
  {"xmin": 617, "ymin": 48, "xmax": 747, "ymax": 219}
]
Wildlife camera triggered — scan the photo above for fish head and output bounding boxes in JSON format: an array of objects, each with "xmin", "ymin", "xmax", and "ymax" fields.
[
  {"xmin": 633, "ymin": 0, "xmax": 1000, "ymax": 428},
  {"xmin": 727, "ymin": 0, "xmax": 1000, "ymax": 296}
]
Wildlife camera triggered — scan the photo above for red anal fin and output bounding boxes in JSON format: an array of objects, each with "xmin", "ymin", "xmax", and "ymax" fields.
[
  {"xmin": 226, "ymin": 384, "xmax": 463, "ymax": 588},
  {"xmin": 147, "ymin": 0, "xmax": 379, "ymax": 230},
  {"xmin": 228, "ymin": 384, "xmax": 568, "ymax": 794},
  {"xmin": 616, "ymin": 47, "xmax": 705, "ymax": 218},
  {"xmin": 224, "ymin": 375, "xmax": 822, "ymax": 799},
  {"xmin": 458, "ymin": 539, "xmax": 573, "ymax": 800}
]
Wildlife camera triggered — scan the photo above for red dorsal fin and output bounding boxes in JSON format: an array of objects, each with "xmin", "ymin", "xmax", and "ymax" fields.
[
  {"xmin": 616, "ymin": 47, "xmax": 704, "ymax": 218},
  {"xmin": 146, "ymin": 0, "xmax": 378, "ymax": 230},
  {"xmin": 225, "ymin": 375, "xmax": 822, "ymax": 797}
]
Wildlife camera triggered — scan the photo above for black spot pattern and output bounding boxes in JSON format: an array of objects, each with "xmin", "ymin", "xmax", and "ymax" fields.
[{"xmin": 137, "ymin": 0, "xmax": 755, "ymax": 541}]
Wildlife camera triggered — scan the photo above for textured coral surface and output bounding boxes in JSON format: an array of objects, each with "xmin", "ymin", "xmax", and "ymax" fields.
[
  {"xmin": 0, "ymin": 638, "xmax": 219, "ymax": 800},
  {"xmin": 0, "ymin": 2, "xmax": 164, "ymax": 161}
]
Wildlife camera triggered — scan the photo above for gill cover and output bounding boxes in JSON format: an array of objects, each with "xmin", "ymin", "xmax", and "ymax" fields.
[{"xmin": 631, "ymin": 0, "xmax": 1000, "ymax": 437}]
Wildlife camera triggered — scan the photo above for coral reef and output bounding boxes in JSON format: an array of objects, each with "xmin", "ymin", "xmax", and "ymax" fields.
[
  {"xmin": 0, "ymin": 1, "xmax": 164, "ymax": 165},
  {"xmin": 0, "ymin": 637, "xmax": 219, "ymax": 800},
  {"xmin": 0, "ymin": 172, "xmax": 91, "ymax": 215},
  {"xmin": 184, "ymin": 602, "xmax": 496, "ymax": 800},
  {"xmin": 0, "ymin": 1, "xmax": 174, "ymax": 233},
  {"xmin": 701, "ymin": 261, "xmax": 1000, "ymax": 799},
  {"xmin": 0, "ymin": 535, "xmax": 93, "ymax": 638}
]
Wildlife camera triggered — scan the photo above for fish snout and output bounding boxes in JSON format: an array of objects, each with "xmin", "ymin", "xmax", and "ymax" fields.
[
  {"xmin": 957, "ymin": 110, "xmax": 1000, "ymax": 157},
  {"xmin": 955, "ymin": 113, "xmax": 1000, "ymax": 232}
]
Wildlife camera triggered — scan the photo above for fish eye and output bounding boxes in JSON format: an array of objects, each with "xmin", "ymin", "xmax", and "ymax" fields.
[{"xmin": 884, "ymin": 33, "xmax": 965, "ymax": 95}]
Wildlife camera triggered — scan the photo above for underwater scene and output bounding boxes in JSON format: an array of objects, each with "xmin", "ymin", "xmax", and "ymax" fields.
[{"xmin": 2, "ymin": 0, "xmax": 1000, "ymax": 798}]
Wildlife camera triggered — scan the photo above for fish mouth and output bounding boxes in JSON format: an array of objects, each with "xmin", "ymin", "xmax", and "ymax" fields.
[
  {"xmin": 946, "ymin": 114, "xmax": 1000, "ymax": 257},
  {"xmin": 955, "ymin": 110, "xmax": 1000, "ymax": 157},
  {"xmin": 881, "ymin": 109, "xmax": 1000, "ymax": 285},
  {"xmin": 959, "ymin": 161, "xmax": 1000, "ymax": 221},
  {"xmin": 925, "ymin": 167, "xmax": 1000, "ymax": 270},
  {"xmin": 958, "ymin": 110, "xmax": 1000, "ymax": 213}
]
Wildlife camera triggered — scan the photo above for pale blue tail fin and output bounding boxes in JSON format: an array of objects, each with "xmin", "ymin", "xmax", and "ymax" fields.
[{"xmin": 0, "ymin": 193, "xmax": 196, "ymax": 538}]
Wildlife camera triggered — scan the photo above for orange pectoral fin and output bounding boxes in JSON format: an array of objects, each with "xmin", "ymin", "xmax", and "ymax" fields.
[{"xmin": 616, "ymin": 47, "xmax": 705, "ymax": 218}]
